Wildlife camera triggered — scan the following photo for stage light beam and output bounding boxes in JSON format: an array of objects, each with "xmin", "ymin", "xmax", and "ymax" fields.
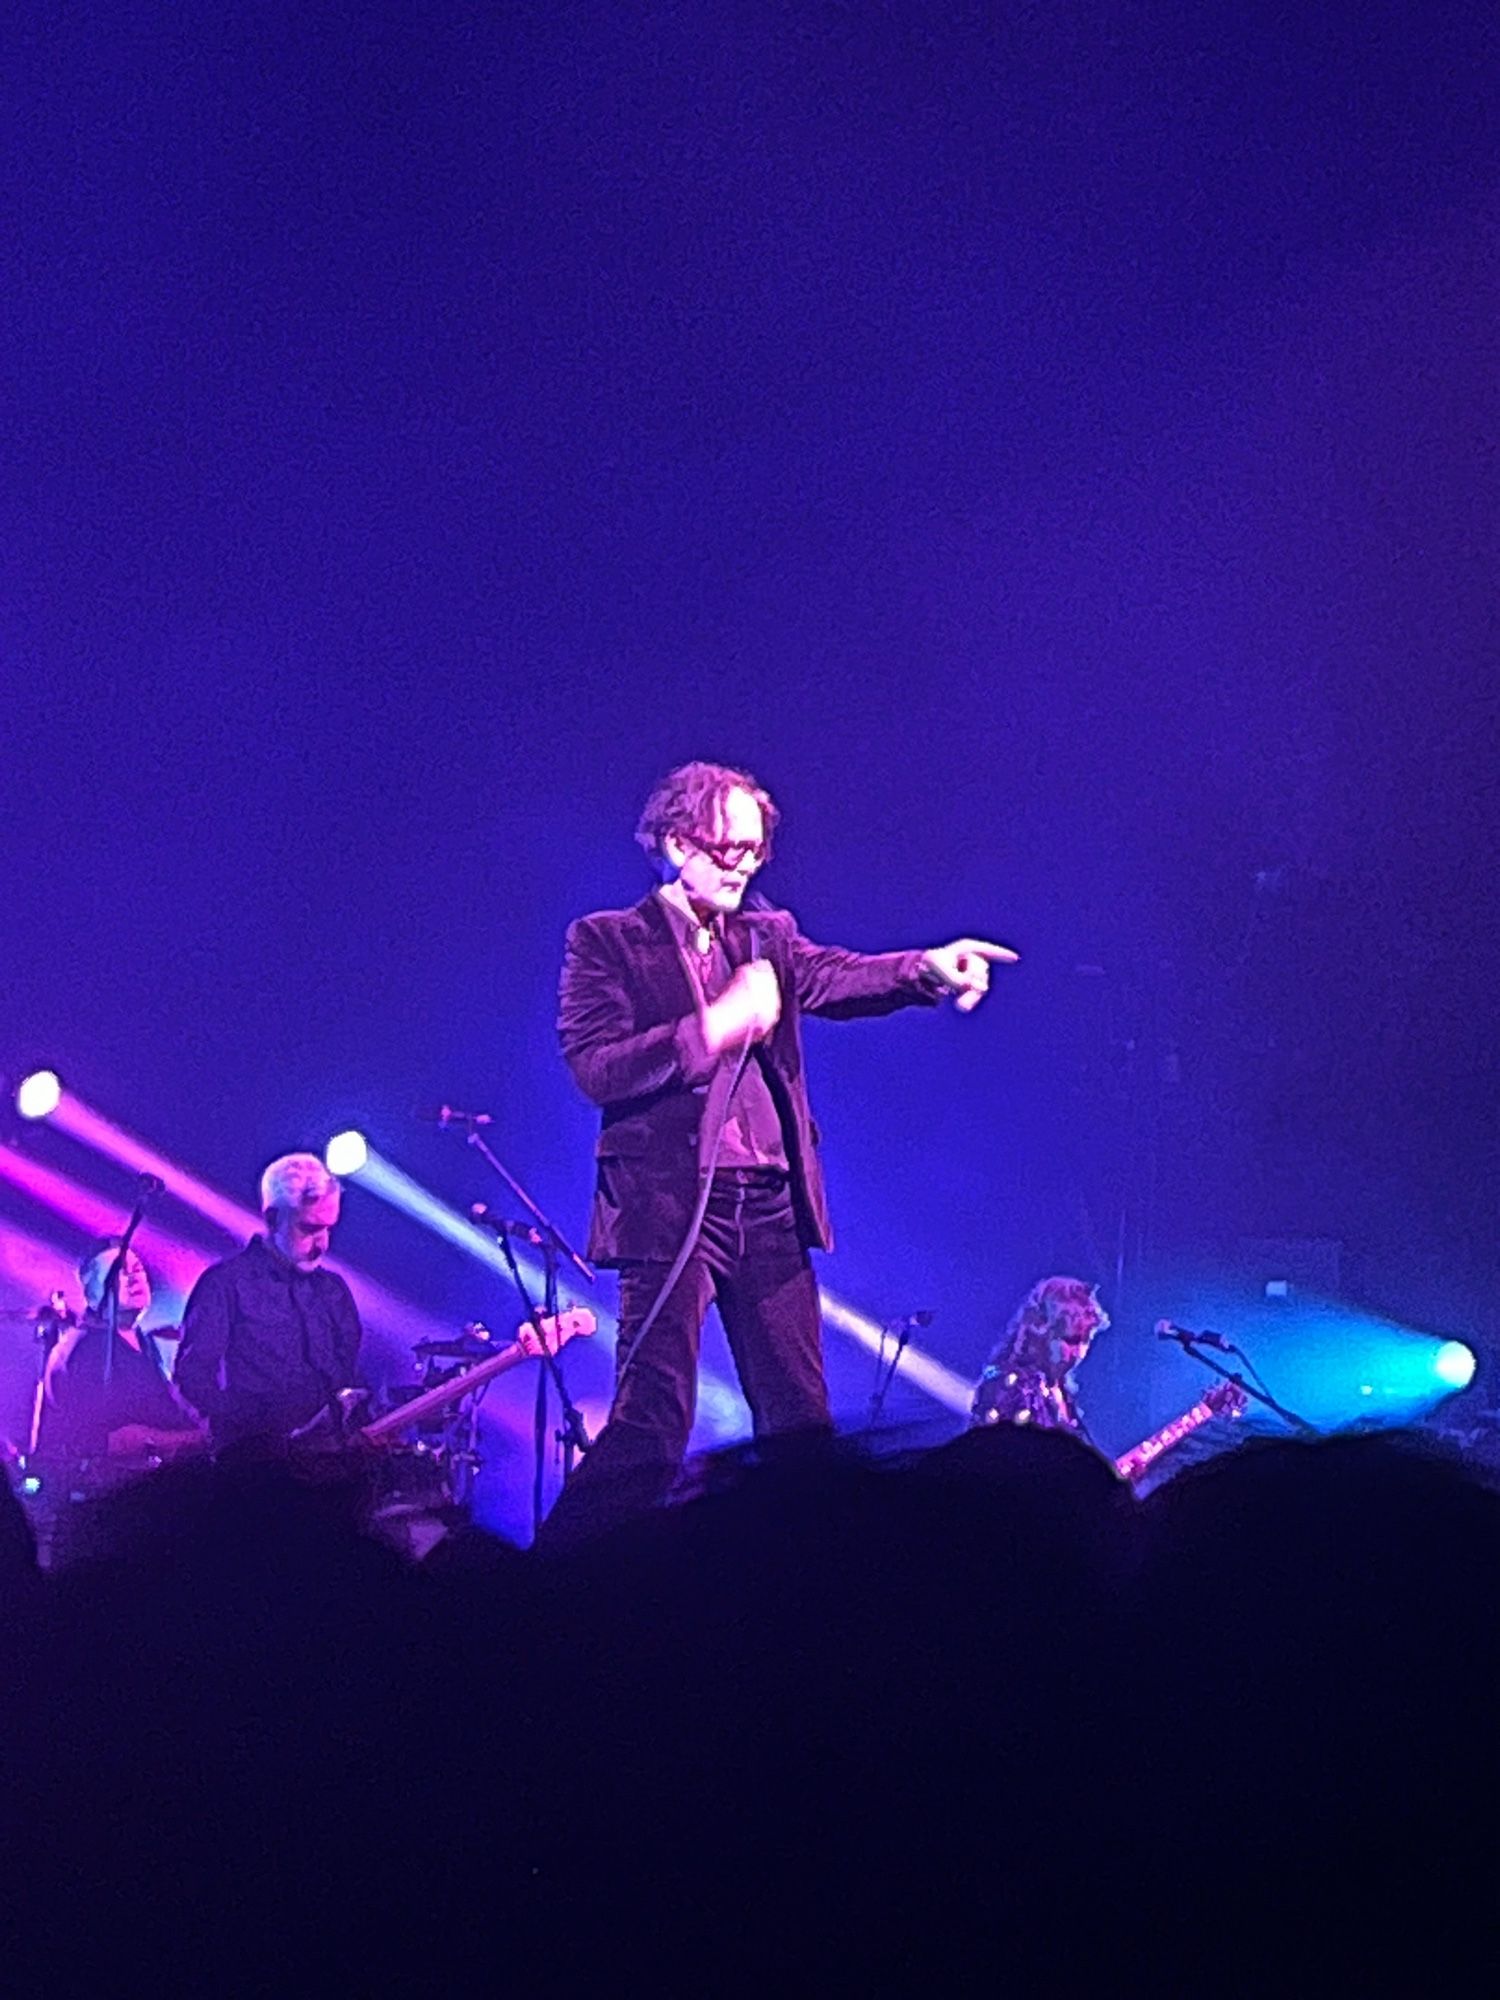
[{"xmin": 817, "ymin": 1287, "xmax": 975, "ymax": 1417}]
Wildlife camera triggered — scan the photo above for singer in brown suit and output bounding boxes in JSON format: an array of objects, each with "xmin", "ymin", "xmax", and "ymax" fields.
[{"xmin": 538, "ymin": 759, "xmax": 1016, "ymax": 1549}]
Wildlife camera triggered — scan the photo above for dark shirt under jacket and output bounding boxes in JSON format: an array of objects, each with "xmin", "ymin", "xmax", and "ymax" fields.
[
  {"xmin": 175, "ymin": 1236, "xmax": 362, "ymax": 1446},
  {"xmin": 35, "ymin": 1318, "xmax": 197, "ymax": 1493},
  {"xmin": 655, "ymin": 893, "xmax": 788, "ymax": 1173}
]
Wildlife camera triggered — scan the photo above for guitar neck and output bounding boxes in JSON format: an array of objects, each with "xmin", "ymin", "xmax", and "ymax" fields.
[
  {"xmin": 1114, "ymin": 1398, "xmax": 1216, "ymax": 1484},
  {"xmin": 361, "ymin": 1339, "xmax": 534, "ymax": 1443}
]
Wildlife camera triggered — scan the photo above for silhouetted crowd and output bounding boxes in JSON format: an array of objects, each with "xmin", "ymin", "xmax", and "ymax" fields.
[{"xmin": 2, "ymin": 1425, "xmax": 1495, "ymax": 1991}]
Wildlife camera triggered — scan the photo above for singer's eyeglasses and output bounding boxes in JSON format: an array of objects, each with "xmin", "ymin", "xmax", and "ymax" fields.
[{"xmin": 686, "ymin": 835, "xmax": 767, "ymax": 871}]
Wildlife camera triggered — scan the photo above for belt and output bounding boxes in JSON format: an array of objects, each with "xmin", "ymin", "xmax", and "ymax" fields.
[{"xmin": 712, "ymin": 1165, "xmax": 789, "ymax": 1188}]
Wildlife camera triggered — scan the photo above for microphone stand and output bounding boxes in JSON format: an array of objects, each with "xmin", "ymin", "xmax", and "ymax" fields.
[
  {"xmin": 440, "ymin": 1114, "xmax": 595, "ymax": 1539},
  {"xmin": 1163, "ymin": 1326, "xmax": 1317, "ymax": 1436},
  {"xmin": 26, "ymin": 1295, "xmax": 74, "ymax": 1460},
  {"xmin": 868, "ymin": 1315, "xmax": 927, "ymax": 1427},
  {"xmin": 98, "ymin": 1182, "xmax": 157, "ymax": 1387}
]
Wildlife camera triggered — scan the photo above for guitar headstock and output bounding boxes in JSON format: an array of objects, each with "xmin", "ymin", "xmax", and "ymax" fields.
[
  {"xmin": 516, "ymin": 1306, "xmax": 598, "ymax": 1359},
  {"xmin": 1205, "ymin": 1380, "xmax": 1249, "ymax": 1421}
]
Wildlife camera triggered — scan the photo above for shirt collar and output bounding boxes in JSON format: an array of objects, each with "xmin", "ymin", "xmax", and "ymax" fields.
[
  {"xmin": 250, "ymin": 1233, "xmax": 301, "ymax": 1281},
  {"xmin": 655, "ymin": 887, "xmax": 721, "ymax": 954}
]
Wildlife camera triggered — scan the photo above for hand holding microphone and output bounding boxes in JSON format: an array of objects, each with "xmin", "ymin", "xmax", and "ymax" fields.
[{"xmin": 703, "ymin": 959, "xmax": 782, "ymax": 1055}]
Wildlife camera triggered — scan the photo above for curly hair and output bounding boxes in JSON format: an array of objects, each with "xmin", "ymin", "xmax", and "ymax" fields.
[
  {"xmin": 634, "ymin": 759, "xmax": 780, "ymax": 864},
  {"xmin": 987, "ymin": 1276, "xmax": 1102, "ymax": 1376}
]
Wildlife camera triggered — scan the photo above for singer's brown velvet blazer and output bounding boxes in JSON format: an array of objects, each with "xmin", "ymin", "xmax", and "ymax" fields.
[{"xmin": 558, "ymin": 893, "xmax": 942, "ymax": 1266}]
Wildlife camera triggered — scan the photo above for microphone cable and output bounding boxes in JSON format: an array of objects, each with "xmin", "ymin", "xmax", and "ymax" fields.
[{"xmin": 609, "ymin": 909, "xmax": 764, "ymax": 1403}]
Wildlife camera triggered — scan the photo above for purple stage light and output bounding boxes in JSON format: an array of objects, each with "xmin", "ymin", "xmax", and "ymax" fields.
[
  {"xmin": 42, "ymin": 1088, "xmax": 257, "ymax": 1243},
  {"xmin": 0, "ymin": 1147, "xmax": 217, "ymax": 1300},
  {"xmin": 10, "ymin": 1081, "xmax": 489, "ymax": 1359}
]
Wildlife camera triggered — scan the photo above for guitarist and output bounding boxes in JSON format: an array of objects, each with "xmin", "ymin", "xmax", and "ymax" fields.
[
  {"xmin": 176, "ymin": 1153, "xmax": 364, "ymax": 1452},
  {"xmin": 31, "ymin": 1239, "xmax": 207, "ymax": 1550},
  {"xmin": 971, "ymin": 1275, "xmax": 1246, "ymax": 1483},
  {"xmin": 971, "ymin": 1276, "xmax": 1109, "ymax": 1446}
]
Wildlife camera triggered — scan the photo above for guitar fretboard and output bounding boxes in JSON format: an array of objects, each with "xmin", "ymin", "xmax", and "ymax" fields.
[{"xmin": 1114, "ymin": 1399, "xmax": 1215, "ymax": 1483}]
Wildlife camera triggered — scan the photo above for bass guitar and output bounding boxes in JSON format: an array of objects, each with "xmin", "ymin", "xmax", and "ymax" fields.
[{"xmin": 359, "ymin": 1306, "xmax": 597, "ymax": 1444}]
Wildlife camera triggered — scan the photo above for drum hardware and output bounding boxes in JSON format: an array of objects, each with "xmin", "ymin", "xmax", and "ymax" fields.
[
  {"xmin": 361, "ymin": 1308, "xmax": 596, "ymax": 1554},
  {"xmin": 410, "ymin": 1321, "xmax": 500, "ymax": 1363}
]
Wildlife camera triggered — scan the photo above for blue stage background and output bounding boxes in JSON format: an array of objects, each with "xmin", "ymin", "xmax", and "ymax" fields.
[{"xmin": 4, "ymin": 3, "xmax": 1495, "ymax": 1535}]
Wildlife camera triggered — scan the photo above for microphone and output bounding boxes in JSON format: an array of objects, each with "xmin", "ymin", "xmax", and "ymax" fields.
[
  {"xmin": 469, "ymin": 1203, "xmax": 542, "ymax": 1242},
  {"xmin": 137, "ymin": 1174, "xmax": 165, "ymax": 1197},
  {"xmin": 744, "ymin": 888, "xmax": 790, "ymax": 964},
  {"xmin": 1155, "ymin": 1319, "xmax": 1235, "ymax": 1352},
  {"xmin": 416, "ymin": 1105, "xmax": 494, "ymax": 1128}
]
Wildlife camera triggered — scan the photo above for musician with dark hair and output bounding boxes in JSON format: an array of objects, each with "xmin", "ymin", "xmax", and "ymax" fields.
[
  {"xmin": 31, "ymin": 1239, "xmax": 205, "ymax": 1523},
  {"xmin": 971, "ymin": 1276, "xmax": 1110, "ymax": 1443},
  {"xmin": 539, "ymin": 757, "xmax": 1017, "ymax": 1548},
  {"xmin": 972, "ymin": 1276, "xmax": 1248, "ymax": 1485}
]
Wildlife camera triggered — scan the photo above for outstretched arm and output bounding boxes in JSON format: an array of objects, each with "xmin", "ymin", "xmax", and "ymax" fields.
[{"xmin": 787, "ymin": 918, "xmax": 1018, "ymax": 1021}]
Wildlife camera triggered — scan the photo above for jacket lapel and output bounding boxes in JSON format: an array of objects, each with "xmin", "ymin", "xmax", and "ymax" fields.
[{"xmin": 635, "ymin": 893, "xmax": 703, "ymax": 1019}]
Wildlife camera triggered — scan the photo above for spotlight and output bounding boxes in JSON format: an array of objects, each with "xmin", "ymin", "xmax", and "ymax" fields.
[
  {"xmin": 16, "ymin": 1070, "xmax": 62, "ymax": 1120},
  {"xmin": 325, "ymin": 1130, "xmax": 370, "ymax": 1178},
  {"xmin": 1434, "ymin": 1341, "xmax": 1477, "ymax": 1391}
]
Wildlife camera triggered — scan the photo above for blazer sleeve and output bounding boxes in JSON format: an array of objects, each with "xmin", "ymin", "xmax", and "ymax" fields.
[
  {"xmin": 781, "ymin": 917, "xmax": 948, "ymax": 1021},
  {"xmin": 558, "ymin": 915, "xmax": 717, "ymax": 1108}
]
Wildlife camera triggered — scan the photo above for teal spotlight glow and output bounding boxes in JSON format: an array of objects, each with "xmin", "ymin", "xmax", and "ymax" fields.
[
  {"xmin": 1434, "ymin": 1342, "xmax": 1476, "ymax": 1391},
  {"xmin": 16, "ymin": 1070, "xmax": 62, "ymax": 1120},
  {"xmin": 1150, "ymin": 1282, "xmax": 1483, "ymax": 1434}
]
